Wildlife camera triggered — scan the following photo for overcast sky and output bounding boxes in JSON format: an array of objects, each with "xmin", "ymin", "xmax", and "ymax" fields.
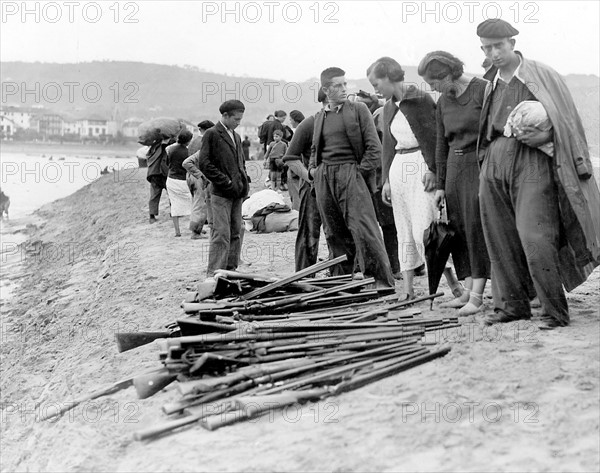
[{"xmin": 1, "ymin": 1, "xmax": 599, "ymax": 80}]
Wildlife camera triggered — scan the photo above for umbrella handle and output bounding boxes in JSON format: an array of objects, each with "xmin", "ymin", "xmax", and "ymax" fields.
[{"xmin": 438, "ymin": 199, "xmax": 449, "ymax": 224}]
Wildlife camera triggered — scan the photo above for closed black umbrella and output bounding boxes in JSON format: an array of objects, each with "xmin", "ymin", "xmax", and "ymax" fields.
[{"xmin": 423, "ymin": 209, "xmax": 457, "ymax": 296}]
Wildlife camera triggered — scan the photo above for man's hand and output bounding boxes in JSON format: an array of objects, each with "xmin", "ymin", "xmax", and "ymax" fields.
[
  {"xmin": 516, "ymin": 126, "xmax": 553, "ymax": 148},
  {"xmin": 422, "ymin": 171, "xmax": 437, "ymax": 192},
  {"xmin": 433, "ymin": 189, "xmax": 445, "ymax": 209},
  {"xmin": 382, "ymin": 180, "xmax": 393, "ymax": 207}
]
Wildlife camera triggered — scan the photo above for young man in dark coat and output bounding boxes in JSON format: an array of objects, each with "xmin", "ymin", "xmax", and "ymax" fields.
[
  {"xmin": 198, "ymin": 100, "xmax": 249, "ymax": 278},
  {"xmin": 308, "ymin": 67, "xmax": 394, "ymax": 288},
  {"xmin": 476, "ymin": 19, "xmax": 600, "ymax": 328}
]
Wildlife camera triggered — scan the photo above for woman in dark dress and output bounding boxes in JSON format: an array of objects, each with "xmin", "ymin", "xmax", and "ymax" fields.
[{"xmin": 418, "ymin": 51, "xmax": 491, "ymax": 315}]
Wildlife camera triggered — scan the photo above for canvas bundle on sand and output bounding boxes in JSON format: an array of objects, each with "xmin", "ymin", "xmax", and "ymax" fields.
[
  {"xmin": 138, "ymin": 117, "xmax": 186, "ymax": 145},
  {"xmin": 242, "ymin": 190, "xmax": 299, "ymax": 233}
]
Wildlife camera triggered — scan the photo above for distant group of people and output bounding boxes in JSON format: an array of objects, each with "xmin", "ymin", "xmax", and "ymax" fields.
[{"xmin": 144, "ymin": 18, "xmax": 599, "ymax": 330}]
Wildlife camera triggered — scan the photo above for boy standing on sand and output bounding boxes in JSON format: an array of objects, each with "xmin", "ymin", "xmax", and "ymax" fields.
[{"xmin": 264, "ymin": 129, "xmax": 287, "ymax": 191}]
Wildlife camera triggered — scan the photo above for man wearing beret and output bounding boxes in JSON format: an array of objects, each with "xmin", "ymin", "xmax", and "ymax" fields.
[{"xmin": 476, "ymin": 19, "xmax": 600, "ymax": 328}]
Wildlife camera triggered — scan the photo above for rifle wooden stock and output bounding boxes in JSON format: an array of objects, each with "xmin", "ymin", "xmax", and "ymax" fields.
[
  {"xmin": 39, "ymin": 368, "xmax": 163, "ymax": 421},
  {"xmin": 200, "ymin": 388, "xmax": 330, "ymax": 431},
  {"xmin": 133, "ymin": 368, "xmax": 178, "ymax": 399},
  {"xmin": 115, "ymin": 331, "xmax": 171, "ymax": 353},
  {"xmin": 177, "ymin": 358, "xmax": 315, "ymax": 396},
  {"xmin": 134, "ymin": 401, "xmax": 232, "ymax": 441},
  {"xmin": 175, "ymin": 319, "xmax": 236, "ymax": 335}
]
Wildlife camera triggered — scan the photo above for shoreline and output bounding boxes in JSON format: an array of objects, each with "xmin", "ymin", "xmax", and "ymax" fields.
[{"xmin": 1, "ymin": 140, "xmax": 140, "ymax": 158}]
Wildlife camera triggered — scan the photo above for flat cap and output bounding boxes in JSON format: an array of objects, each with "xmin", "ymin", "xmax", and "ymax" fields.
[{"xmin": 476, "ymin": 18, "xmax": 519, "ymax": 38}]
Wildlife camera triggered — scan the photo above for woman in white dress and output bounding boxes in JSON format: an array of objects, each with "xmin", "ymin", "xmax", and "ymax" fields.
[{"xmin": 367, "ymin": 56, "xmax": 462, "ymax": 299}]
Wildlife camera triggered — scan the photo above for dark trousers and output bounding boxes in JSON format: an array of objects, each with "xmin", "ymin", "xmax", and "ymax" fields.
[
  {"xmin": 372, "ymin": 189, "xmax": 400, "ymax": 274},
  {"xmin": 479, "ymin": 137, "xmax": 568, "ymax": 323},
  {"xmin": 295, "ymin": 181, "xmax": 323, "ymax": 272},
  {"xmin": 314, "ymin": 162, "xmax": 394, "ymax": 286},
  {"xmin": 287, "ymin": 170, "xmax": 302, "ymax": 211},
  {"xmin": 207, "ymin": 194, "xmax": 243, "ymax": 277},
  {"xmin": 148, "ymin": 175, "xmax": 167, "ymax": 216}
]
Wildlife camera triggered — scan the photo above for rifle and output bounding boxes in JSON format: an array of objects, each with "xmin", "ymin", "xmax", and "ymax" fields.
[
  {"xmin": 241, "ymin": 254, "xmax": 348, "ymax": 300},
  {"xmin": 201, "ymin": 345, "xmax": 452, "ymax": 431},
  {"xmin": 177, "ymin": 358, "xmax": 316, "ymax": 396},
  {"xmin": 39, "ymin": 368, "xmax": 174, "ymax": 421},
  {"xmin": 200, "ymin": 388, "xmax": 331, "ymax": 431},
  {"xmin": 115, "ymin": 331, "xmax": 171, "ymax": 353},
  {"xmin": 115, "ymin": 319, "xmax": 236, "ymax": 353},
  {"xmin": 346, "ymin": 292, "xmax": 444, "ymax": 323}
]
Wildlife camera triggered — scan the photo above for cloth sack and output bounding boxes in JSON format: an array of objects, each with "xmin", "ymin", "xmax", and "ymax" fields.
[
  {"xmin": 503, "ymin": 100, "xmax": 554, "ymax": 157},
  {"xmin": 138, "ymin": 117, "xmax": 185, "ymax": 145}
]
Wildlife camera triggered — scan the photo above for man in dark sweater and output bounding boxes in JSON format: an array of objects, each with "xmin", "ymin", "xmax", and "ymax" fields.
[
  {"xmin": 284, "ymin": 92, "xmax": 348, "ymax": 272},
  {"xmin": 308, "ymin": 67, "xmax": 394, "ymax": 288}
]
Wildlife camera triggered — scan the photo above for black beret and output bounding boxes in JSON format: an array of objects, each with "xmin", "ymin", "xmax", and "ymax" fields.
[
  {"xmin": 197, "ymin": 120, "xmax": 215, "ymax": 130},
  {"xmin": 476, "ymin": 19, "xmax": 519, "ymax": 38}
]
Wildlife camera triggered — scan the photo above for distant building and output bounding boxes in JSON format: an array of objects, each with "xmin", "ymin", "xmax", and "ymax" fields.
[
  {"xmin": 0, "ymin": 105, "xmax": 36, "ymax": 137},
  {"xmin": 122, "ymin": 117, "xmax": 145, "ymax": 139},
  {"xmin": 33, "ymin": 113, "xmax": 64, "ymax": 137},
  {"xmin": 78, "ymin": 116, "xmax": 108, "ymax": 138}
]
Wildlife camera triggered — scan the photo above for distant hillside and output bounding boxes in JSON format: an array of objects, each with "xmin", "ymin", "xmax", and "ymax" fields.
[{"xmin": 2, "ymin": 61, "xmax": 598, "ymax": 154}]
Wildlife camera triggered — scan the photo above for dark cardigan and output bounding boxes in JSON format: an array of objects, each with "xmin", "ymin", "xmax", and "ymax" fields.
[{"xmin": 381, "ymin": 86, "xmax": 437, "ymax": 184}]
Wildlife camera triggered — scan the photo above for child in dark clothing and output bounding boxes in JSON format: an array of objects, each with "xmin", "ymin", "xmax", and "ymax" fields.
[{"xmin": 264, "ymin": 129, "xmax": 287, "ymax": 191}]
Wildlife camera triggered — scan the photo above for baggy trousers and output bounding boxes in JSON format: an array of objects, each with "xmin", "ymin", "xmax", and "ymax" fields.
[
  {"xmin": 148, "ymin": 175, "xmax": 167, "ymax": 216},
  {"xmin": 372, "ymin": 189, "xmax": 401, "ymax": 274},
  {"xmin": 314, "ymin": 162, "xmax": 394, "ymax": 286},
  {"xmin": 206, "ymin": 194, "xmax": 243, "ymax": 277},
  {"xmin": 479, "ymin": 137, "xmax": 568, "ymax": 323},
  {"xmin": 295, "ymin": 180, "xmax": 323, "ymax": 272},
  {"xmin": 187, "ymin": 174, "xmax": 208, "ymax": 235}
]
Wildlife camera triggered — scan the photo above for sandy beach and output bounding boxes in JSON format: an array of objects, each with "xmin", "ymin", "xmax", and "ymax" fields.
[{"xmin": 0, "ymin": 165, "xmax": 599, "ymax": 472}]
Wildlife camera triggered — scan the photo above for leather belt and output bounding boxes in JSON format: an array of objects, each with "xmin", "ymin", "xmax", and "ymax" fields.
[{"xmin": 395, "ymin": 146, "xmax": 420, "ymax": 155}]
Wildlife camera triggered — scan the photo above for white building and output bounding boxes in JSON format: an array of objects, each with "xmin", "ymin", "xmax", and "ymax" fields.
[{"xmin": 0, "ymin": 105, "xmax": 35, "ymax": 137}]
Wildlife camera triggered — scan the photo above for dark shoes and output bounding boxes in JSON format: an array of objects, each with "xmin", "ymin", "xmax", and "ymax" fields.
[
  {"xmin": 414, "ymin": 264, "xmax": 426, "ymax": 277},
  {"xmin": 149, "ymin": 215, "xmax": 157, "ymax": 224},
  {"xmin": 484, "ymin": 311, "xmax": 531, "ymax": 326},
  {"xmin": 538, "ymin": 315, "xmax": 569, "ymax": 330}
]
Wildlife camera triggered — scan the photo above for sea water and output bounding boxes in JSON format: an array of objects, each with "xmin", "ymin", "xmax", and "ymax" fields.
[{"xmin": 0, "ymin": 152, "xmax": 138, "ymax": 219}]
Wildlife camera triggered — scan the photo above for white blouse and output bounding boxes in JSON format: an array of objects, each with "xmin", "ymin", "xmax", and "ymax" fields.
[{"xmin": 390, "ymin": 103, "xmax": 419, "ymax": 150}]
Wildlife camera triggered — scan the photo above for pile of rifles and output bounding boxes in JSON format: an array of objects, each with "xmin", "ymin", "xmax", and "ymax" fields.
[{"xmin": 41, "ymin": 256, "xmax": 459, "ymax": 440}]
